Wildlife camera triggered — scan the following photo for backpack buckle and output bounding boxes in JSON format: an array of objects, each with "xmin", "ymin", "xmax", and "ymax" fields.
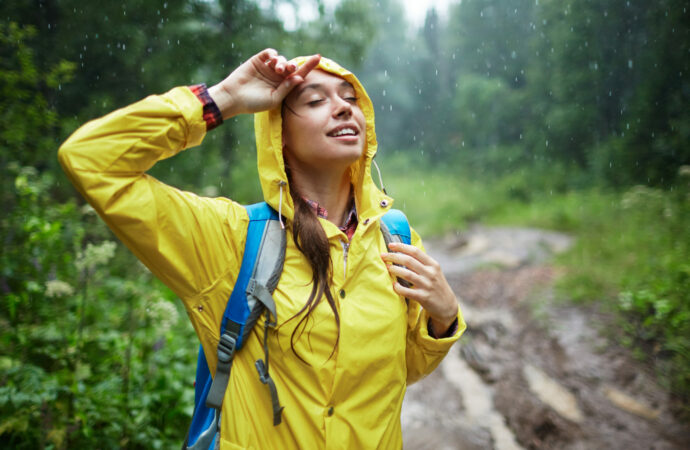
[{"xmin": 217, "ymin": 333, "xmax": 237, "ymax": 363}]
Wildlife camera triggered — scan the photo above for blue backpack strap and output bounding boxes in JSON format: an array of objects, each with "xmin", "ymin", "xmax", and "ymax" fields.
[
  {"xmin": 184, "ymin": 202, "xmax": 284, "ymax": 450},
  {"xmin": 381, "ymin": 208, "xmax": 411, "ymax": 245}
]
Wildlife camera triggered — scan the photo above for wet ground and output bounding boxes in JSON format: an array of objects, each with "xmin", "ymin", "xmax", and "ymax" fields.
[{"xmin": 402, "ymin": 226, "xmax": 690, "ymax": 449}]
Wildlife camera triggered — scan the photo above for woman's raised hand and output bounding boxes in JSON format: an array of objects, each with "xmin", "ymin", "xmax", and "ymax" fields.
[{"xmin": 208, "ymin": 49, "xmax": 321, "ymax": 119}]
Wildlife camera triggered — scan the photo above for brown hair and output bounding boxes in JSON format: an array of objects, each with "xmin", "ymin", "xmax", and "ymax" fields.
[
  {"xmin": 286, "ymin": 191, "xmax": 340, "ymax": 363},
  {"xmin": 281, "ymin": 100, "xmax": 341, "ymax": 364}
]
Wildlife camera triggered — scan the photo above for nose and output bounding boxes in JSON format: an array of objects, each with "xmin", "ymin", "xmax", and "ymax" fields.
[{"xmin": 332, "ymin": 96, "xmax": 353, "ymax": 118}]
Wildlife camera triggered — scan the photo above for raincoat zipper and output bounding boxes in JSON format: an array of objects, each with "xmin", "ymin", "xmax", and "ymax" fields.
[{"xmin": 340, "ymin": 240, "xmax": 350, "ymax": 279}]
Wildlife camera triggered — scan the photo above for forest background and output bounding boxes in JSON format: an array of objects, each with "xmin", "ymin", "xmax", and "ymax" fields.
[{"xmin": 1, "ymin": 0, "xmax": 688, "ymax": 448}]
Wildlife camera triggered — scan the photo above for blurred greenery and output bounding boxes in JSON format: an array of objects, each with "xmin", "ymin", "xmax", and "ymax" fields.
[{"xmin": 1, "ymin": 0, "xmax": 689, "ymax": 446}]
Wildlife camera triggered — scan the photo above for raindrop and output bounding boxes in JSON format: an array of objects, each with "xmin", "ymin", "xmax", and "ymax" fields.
[
  {"xmin": 384, "ymin": 69, "xmax": 388, "ymax": 77},
  {"xmin": 519, "ymin": 134, "xmax": 523, "ymax": 140},
  {"xmin": 382, "ymin": 89, "xmax": 386, "ymax": 97},
  {"xmin": 511, "ymin": 50, "xmax": 517, "ymax": 59},
  {"xmin": 123, "ymin": 44, "xmax": 126, "ymax": 50},
  {"xmin": 628, "ymin": 59, "xmax": 633, "ymax": 69},
  {"xmin": 626, "ymin": 123, "xmax": 630, "ymax": 130},
  {"xmin": 545, "ymin": 140, "xmax": 549, "ymax": 147}
]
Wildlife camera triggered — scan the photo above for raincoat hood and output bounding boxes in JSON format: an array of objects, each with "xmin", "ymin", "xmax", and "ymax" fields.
[{"xmin": 254, "ymin": 56, "xmax": 393, "ymax": 224}]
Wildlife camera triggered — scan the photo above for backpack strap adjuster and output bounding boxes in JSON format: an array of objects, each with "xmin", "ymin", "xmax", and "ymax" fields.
[{"xmin": 217, "ymin": 333, "xmax": 237, "ymax": 363}]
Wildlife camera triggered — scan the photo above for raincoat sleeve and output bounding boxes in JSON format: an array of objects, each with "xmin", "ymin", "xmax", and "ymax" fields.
[
  {"xmin": 58, "ymin": 87, "xmax": 248, "ymax": 304},
  {"xmin": 405, "ymin": 228, "xmax": 467, "ymax": 384}
]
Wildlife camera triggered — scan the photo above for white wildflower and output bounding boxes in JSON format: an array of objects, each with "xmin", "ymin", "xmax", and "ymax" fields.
[
  {"xmin": 146, "ymin": 298, "xmax": 179, "ymax": 333},
  {"xmin": 76, "ymin": 241, "xmax": 117, "ymax": 272},
  {"xmin": 45, "ymin": 279, "xmax": 75, "ymax": 298}
]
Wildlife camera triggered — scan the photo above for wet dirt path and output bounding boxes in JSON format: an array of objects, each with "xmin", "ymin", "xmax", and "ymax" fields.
[{"xmin": 401, "ymin": 226, "xmax": 689, "ymax": 449}]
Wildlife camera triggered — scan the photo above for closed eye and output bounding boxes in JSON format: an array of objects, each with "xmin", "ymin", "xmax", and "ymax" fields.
[
  {"xmin": 345, "ymin": 96, "xmax": 358, "ymax": 103},
  {"xmin": 308, "ymin": 99, "xmax": 325, "ymax": 106}
]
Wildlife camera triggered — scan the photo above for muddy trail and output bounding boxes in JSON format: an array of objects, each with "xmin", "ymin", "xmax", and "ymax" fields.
[{"xmin": 401, "ymin": 227, "xmax": 689, "ymax": 450}]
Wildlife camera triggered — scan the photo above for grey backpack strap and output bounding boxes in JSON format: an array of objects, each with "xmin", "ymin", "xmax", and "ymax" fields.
[
  {"xmin": 203, "ymin": 212, "xmax": 286, "ymax": 433},
  {"xmin": 379, "ymin": 219, "xmax": 400, "ymax": 249},
  {"xmin": 246, "ymin": 218, "xmax": 286, "ymax": 425}
]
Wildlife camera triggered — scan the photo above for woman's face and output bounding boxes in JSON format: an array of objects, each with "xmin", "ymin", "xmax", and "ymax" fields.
[{"xmin": 282, "ymin": 69, "xmax": 366, "ymax": 174}]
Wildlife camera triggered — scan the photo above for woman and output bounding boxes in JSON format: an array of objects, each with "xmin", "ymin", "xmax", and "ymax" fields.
[{"xmin": 59, "ymin": 48, "xmax": 465, "ymax": 449}]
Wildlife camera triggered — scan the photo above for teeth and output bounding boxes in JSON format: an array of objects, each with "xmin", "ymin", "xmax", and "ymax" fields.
[{"xmin": 332, "ymin": 128, "xmax": 356, "ymax": 137}]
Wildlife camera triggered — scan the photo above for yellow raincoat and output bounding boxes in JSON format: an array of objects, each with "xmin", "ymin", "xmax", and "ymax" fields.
[{"xmin": 58, "ymin": 57, "xmax": 465, "ymax": 449}]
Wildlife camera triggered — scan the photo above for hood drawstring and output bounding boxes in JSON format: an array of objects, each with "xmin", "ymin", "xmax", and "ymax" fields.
[
  {"xmin": 372, "ymin": 159, "xmax": 387, "ymax": 195},
  {"xmin": 278, "ymin": 180, "xmax": 287, "ymax": 229}
]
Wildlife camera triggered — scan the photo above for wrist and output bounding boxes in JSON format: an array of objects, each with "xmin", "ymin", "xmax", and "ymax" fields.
[
  {"xmin": 208, "ymin": 83, "xmax": 238, "ymax": 120},
  {"xmin": 429, "ymin": 304, "xmax": 458, "ymax": 336}
]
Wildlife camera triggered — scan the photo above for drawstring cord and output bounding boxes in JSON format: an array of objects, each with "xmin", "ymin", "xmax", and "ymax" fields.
[
  {"xmin": 278, "ymin": 181, "xmax": 287, "ymax": 229},
  {"xmin": 372, "ymin": 159, "xmax": 387, "ymax": 195}
]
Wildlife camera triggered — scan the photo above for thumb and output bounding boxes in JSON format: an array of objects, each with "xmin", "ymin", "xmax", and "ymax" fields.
[{"xmin": 274, "ymin": 75, "xmax": 303, "ymax": 102}]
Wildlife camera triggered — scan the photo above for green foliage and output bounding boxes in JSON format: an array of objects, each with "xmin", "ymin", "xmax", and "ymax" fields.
[
  {"xmin": 1, "ymin": 19, "xmax": 198, "ymax": 448},
  {"xmin": 1, "ymin": 164, "xmax": 197, "ymax": 449},
  {"xmin": 556, "ymin": 181, "xmax": 690, "ymax": 409}
]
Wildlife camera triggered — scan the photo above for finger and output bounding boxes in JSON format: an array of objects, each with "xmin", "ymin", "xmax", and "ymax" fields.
[
  {"xmin": 392, "ymin": 282, "xmax": 429, "ymax": 305},
  {"xmin": 387, "ymin": 264, "xmax": 428, "ymax": 288},
  {"xmin": 273, "ymin": 75, "xmax": 304, "ymax": 101},
  {"xmin": 381, "ymin": 251, "xmax": 428, "ymax": 276},
  {"xmin": 257, "ymin": 48, "xmax": 278, "ymax": 63},
  {"xmin": 293, "ymin": 54, "xmax": 321, "ymax": 79},
  {"xmin": 387, "ymin": 242, "xmax": 437, "ymax": 266},
  {"xmin": 274, "ymin": 55, "xmax": 288, "ymax": 74}
]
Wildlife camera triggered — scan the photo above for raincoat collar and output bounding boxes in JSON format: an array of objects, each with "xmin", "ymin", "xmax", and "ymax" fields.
[{"xmin": 253, "ymin": 56, "xmax": 393, "ymax": 228}]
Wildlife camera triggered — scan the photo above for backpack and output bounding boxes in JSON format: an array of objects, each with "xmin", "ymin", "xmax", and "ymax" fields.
[{"xmin": 183, "ymin": 202, "xmax": 412, "ymax": 450}]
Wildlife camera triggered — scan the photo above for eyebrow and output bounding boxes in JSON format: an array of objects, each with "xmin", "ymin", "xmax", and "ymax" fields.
[{"xmin": 295, "ymin": 80, "xmax": 354, "ymax": 100}]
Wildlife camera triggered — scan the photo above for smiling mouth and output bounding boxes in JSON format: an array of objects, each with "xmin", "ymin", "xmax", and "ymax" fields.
[{"xmin": 327, "ymin": 126, "xmax": 358, "ymax": 137}]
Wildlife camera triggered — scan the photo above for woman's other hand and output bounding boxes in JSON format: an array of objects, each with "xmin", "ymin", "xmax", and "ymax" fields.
[
  {"xmin": 208, "ymin": 48, "xmax": 321, "ymax": 119},
  {"xmin": 381, "ymin": 242, "xmax": 459, "ymax": 337}
]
